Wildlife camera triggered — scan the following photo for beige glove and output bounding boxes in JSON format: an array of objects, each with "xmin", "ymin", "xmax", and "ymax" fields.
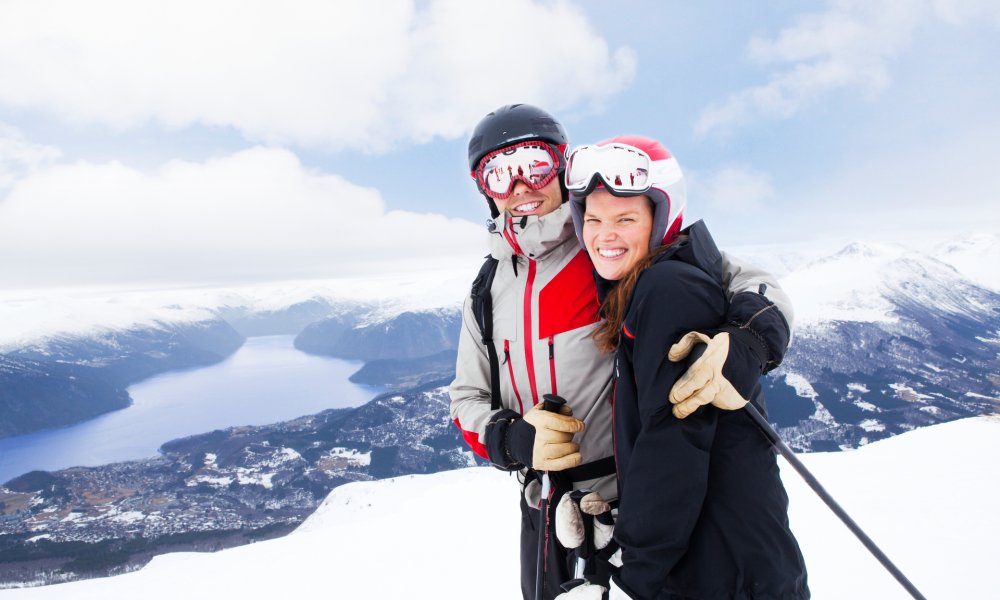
[
  {"xmin": 523, "ymin": 402, "xmax": 585, "ymax": 471},
  {"xmin": 555, "ymin": 491, "xmax": 614, "ymax": 552},
  {"xmin": 667, "ymin": 331, "xmax": 748, "ymax": 419},
  {"xmin": 554, "ymin": 582, "xmax": 607, "ymax": 599}
]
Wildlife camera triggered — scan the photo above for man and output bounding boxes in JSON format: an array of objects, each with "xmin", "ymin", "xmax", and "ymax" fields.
[{"xmin": 449, "ymin": 104, "xmax": 793, "ymax": 600}]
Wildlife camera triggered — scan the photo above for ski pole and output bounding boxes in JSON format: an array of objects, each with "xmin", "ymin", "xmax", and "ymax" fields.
[
  {"xmin": 742, "ymin": 402, "xmax": 928, "ymax": 600},
  {"xmin": 535, "ymin": 393, "xmax": 567, "ymax": 600}
]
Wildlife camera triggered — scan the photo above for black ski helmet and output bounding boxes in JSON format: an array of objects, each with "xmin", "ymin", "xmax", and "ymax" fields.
[{"xmin": 468, "ymin": 104, "xmax": 569, "ymax": 217}]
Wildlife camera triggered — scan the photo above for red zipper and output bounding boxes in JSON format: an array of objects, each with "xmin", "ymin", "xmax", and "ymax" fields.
[
  {"xmin": 523, "ymin": 258, "xmax": 540, "ymax": 406},
  {"xmin": 503, "ymin": 216, "xmax": 525, "ymax": 256},
  {"xmin": 505, "ymin": 220, "xmax": 541, "ymax": 407},
  {"xmin": 504, "ymin": 340, "xmax": 525, "ymax": 415}
]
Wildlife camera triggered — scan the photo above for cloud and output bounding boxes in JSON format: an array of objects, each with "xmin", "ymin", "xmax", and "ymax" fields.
[
  {"xmin": 0, "ymin": 0, "xmax": 636, "ymax": 152},
  {"xmin": 931, "ymin": 0, "xmax": 1000, "ymax": 25},
  {"xmin": 689, "ymin": 165, "xmax": 775, "ymax": 212},
  {"xmin": 693, "ymin": 0, "xmax": 998, "ymax": 137},
  {"xmin": 800, "ymin": 118, "xmax": 1000, "ymax": 236},
  {"xmin": 0, "ymin": 123, "xmax": 61, "ymax": 191},
  {"xmin": 0, "ymin": 146, "xmax": 488, "ymax": 289}
]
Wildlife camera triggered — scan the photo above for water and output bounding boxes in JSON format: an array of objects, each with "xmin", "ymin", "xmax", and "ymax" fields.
[{"xmin": 0, "ymin": 335, "xmax": 381, "ymax": 483}]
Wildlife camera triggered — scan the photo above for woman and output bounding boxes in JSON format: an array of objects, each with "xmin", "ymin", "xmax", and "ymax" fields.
[{"xmin": 566, "ymin": 135, "xmax": 809, "ymax": 599}]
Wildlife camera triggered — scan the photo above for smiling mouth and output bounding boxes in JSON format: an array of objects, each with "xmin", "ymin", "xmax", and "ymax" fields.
[
  {"xmin": 511, "ymin": 200, "xmax": 542, "ymax": 213},
  {"xmin": 598, "ymin": 248, "xmax": 626, "ymax": 258}
]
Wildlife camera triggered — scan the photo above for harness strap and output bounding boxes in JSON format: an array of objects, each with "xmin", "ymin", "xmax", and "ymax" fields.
[
  {"xmin": 470, "ymin": 256, "xmax": 501, "ymax": 410},
  {"xmin": 563, "ymin": 456, "xmax": 616, "ymax": 483}
]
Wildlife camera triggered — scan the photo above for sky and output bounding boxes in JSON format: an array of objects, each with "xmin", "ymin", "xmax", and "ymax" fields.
[{"xmin": 1, "ymin": 0, "xmax": 998, "ymax": 291}]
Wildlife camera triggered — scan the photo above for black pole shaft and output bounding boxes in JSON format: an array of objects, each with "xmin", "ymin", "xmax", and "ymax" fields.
[
  {"xmin": 535, "ymin": 394, "xmax": 568, "ymax": 600},
  {"xmin": 535, "ymin": 480, "xmax": 549, "ymax": 600},
  {"xmin": 743, "ymin": 402, "xmax": 928, "ymax": 600}
]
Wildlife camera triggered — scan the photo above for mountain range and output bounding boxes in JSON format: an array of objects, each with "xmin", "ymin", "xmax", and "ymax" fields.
[{"xmin": 760, "ymin": 241, "xmax": 1000, "ymax": 450}]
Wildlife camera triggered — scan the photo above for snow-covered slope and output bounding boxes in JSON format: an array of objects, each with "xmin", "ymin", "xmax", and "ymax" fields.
[
  {"xmin": 778, "ymin": 239, "xmax": 1000, "ymax": 327},
  {"xmin": 5, "ymin": 416, "xmax": 998, "ymax": 599},
  {"xmin": 933, "ymin": 233, "xmax": 1000, "ymax": 292}
]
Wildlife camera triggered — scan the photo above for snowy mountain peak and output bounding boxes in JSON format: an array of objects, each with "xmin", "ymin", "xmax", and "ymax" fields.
[
  {"xmin": 833, "ymin": 241, "xmax": 901, "ymax": 260},
  {"xmin": 784, "ymin": 239, "xmax": 997, "ymax": 326},
  {"xmin": 933, "ymin": 232, "xmax": 1000, "ymax": 292}
]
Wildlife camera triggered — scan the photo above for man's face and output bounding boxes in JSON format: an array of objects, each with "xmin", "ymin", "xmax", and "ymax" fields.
[
  {"xmin": 476, "ymin": 141, "xmax": 563, "ymax": 218},
  {"xmin": 493, "ymin": 178, "xmax": 563, "ymax": 218}
]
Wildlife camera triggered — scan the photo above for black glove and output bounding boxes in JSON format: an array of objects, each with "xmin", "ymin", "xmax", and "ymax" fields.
[{"xmin": 484, "ymin": 405, "xmax": 584, "ymax": 471}]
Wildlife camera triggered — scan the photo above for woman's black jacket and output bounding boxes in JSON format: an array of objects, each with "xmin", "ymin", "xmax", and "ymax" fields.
[{"xmin": 606, "ymin": 221, "xmax": 809, "ymax": 600}]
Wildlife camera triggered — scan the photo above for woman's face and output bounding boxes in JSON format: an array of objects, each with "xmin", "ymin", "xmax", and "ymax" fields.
[{"xmin": 582, "ymin": 190, "xmax": 653, "ymax": 281}]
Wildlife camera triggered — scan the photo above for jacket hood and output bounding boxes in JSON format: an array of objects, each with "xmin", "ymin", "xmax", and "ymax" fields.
[{"xmin": 655, "ymin": 220, "xmax": 723, "ymax": 283}]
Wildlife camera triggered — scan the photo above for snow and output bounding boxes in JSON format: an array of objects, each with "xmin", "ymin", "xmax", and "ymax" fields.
[
  {"xmin": 779, "ymin": 242, "xmax": 906, "ymax": 326},
  {"xmin": 750, "ymin": 234, "xmax": 999, "ymax": 329},
  {"xmin": 784, "ymin": 372, "xmax": 818, "ymax": 399},
  {"xmin": 185, "ymin": 476, "xmax": 234, "ymax": 488},
  {"xmin": 889, "ymin": 383, "xmax": 932, "ymax": 402},
  {"xmin": 933, "ymin": 233, "xmax": 1000, "ymax": 292},
  {"xmin": 4, "ymin": 416, "xmax": 997, "ymax": 599},
  {"xmin": 233, "ymin": 470, "xmax": 275, "ymax": 490},
  {"xmin": 858, "ymin": 418, "xmax": 885, "ymax": 432},
  {"xmin": 325, "ymin": 447, "xmax": 372, "ymax": 467},
  {"xmin": 107, "ymin": 511, "xmax": 145, "ymax": 526}
]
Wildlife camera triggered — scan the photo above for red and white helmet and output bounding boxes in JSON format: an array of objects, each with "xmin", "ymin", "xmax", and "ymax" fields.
[{"xmin": 567, "ymin": 135, "xmax": 686, "ymax": 250}]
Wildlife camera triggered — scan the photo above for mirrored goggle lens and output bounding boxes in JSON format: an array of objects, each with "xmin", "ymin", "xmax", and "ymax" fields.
[
  {"xmin": 479, "ymin": 144, "xmax": 557, "ymax": 198},
  {"xmin": 566, "ymin": 144, "xmax": 651, "ymax": 193}
]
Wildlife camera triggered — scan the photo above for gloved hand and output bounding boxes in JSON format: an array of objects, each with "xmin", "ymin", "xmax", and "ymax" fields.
[
  {"xmin": 510, "ymin": 402, "xmax": 585, "ymax": 471},
  {"xmin": 555, "ymin": 491, "xmax": 614, "ymax": 552},
  {"xmin": 554, "ymin": 582, "xmax": 607, "ymax": 599},
  {"xmin": 667, "ymin": 331, "xmax": 748, "ymax": 419}
]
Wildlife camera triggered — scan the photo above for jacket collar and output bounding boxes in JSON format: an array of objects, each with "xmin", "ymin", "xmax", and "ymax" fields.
[{"xmin": 488, "ymin": 202, "xmax": 577, "ymax": 262}]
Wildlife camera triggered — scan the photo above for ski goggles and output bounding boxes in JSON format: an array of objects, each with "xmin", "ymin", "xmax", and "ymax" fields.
[
  {"xmin": 474, "ymin": 141, "xmax": 562, "ymax": 200},
  {"xmin": 565, "ymin": 142, "xmax": 652, "ymax": 196}
]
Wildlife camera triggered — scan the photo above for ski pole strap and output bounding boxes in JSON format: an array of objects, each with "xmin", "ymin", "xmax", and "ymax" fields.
[{"xmin": 743, "ymin": 403, "xmax": 928, "ymax": 600}]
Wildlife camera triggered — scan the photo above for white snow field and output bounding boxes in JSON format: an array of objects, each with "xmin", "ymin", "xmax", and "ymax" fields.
[{"xmin": 4, "ymin": 416, "xmax": 998, "ymax": 599}]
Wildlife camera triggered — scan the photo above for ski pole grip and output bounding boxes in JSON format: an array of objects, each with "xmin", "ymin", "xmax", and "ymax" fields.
[{"xmin": 541, "ymin": 393, "xmax": 567, "ymax": 413}]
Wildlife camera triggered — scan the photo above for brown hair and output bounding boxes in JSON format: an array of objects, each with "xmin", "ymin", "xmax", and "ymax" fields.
[{"xmin": 592, "ymin": 236, "xmax": 686, "ymax": 353}]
